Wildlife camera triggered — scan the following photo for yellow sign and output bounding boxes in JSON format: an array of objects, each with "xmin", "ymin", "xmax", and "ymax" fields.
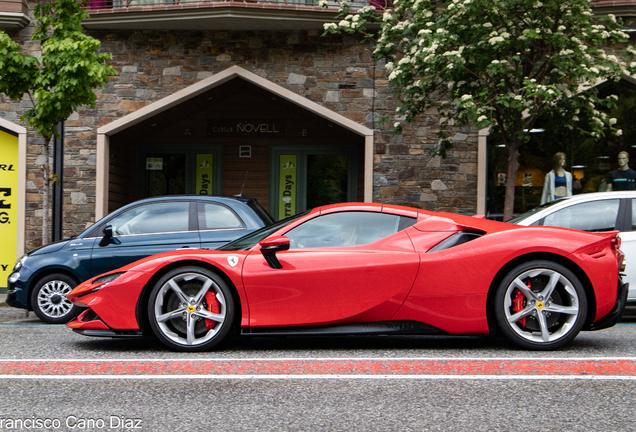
[
  {"xmin": 279, "ymin": 155, "xmax": 297, "ymax": 220},
  {"xmin": 196, "ymin": 154, "xmax": 213, "ymax": 195},
  {"xmin": 0, "ymin": 129, "xmax": 19, "ymax": 289}
]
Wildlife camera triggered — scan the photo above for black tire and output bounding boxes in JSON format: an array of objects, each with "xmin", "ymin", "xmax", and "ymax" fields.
[
  {"xmin": 494, "ymin": 260, "xmax": 587, "ymax": 350},
  {"xmin": 30, "ymin": 273, "xmax": 82, "ymax": 324},
  {"xmin": 147, "ymin": 266, "xmax": 235, "ymax": 352}
]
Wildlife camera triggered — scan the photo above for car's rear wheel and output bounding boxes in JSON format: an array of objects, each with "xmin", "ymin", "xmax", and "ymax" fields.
[
  {"xmin": 30, "ymin": 273, "xmax": 82, "ymax": 324},
  {"xmin": 148, "ymin": 266, "xmax": 235, "ymax": 352},
  {"xmin": 494, "ymin": 260, "xmax": 587, "ymax": 350}
]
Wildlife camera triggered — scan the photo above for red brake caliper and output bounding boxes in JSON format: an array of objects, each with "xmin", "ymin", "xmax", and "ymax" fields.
[
  {"xmin": 511, "ymin": 282, "xmax": 529, "ymax": 327},
  {"xmin": 204, "ymin": 291, "xmax": 220, "ymax": 331}
]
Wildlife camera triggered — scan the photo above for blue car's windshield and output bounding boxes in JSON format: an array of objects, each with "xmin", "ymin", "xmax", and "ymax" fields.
[{"xmin": 218, "ymin": 211, "xmax": 310, "ymax": 251}]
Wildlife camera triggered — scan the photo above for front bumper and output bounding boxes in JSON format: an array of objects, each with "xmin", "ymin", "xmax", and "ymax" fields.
[
  {"xmin": 68, "ymin": 309, "xmax": 143, "ymax": 338},
  {"xmin": 586, "ymin": 280, "xmax": 629, "ymax": 331},
  {"xmin": 6, "ymin": 286, "xmax": 27, "ymax": 310},
  {"xmin": 6, "ymin": 265, "xmax": 38, "ymax": 310}
]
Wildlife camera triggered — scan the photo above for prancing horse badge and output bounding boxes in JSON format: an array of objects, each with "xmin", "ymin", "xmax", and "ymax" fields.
[{"xmin": 227, "ymin": 256, "xmax": 239, "ymax": 268}]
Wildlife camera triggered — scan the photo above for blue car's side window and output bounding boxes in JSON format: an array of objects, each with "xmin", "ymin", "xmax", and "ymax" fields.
[
  {"xmin": 198, "ymin": 203, "xmax": 244, "ymax": 230},
  {"xmin": 109, "ymin": 202, "xmax": 190, "ymax": 236}
]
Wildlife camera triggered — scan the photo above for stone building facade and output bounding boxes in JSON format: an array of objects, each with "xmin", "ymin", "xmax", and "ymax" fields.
[{"xmin": 1, "ymin": 5, "xmax": 480, "ymax": 254}]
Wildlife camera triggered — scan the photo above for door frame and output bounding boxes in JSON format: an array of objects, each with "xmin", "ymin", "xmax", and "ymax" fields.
[
  {"xmin": 136, "ymin": 144, "xmax": 223, "ymax": 199},
  {"xmin": 269, "ymin": 145, "xmax": 358, "ymax": 219}
]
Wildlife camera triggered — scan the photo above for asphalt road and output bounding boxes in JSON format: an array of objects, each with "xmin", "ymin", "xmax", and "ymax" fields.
[{"xmin": 2, "ymin": 305, "xmax": 636, "ymax": 431}]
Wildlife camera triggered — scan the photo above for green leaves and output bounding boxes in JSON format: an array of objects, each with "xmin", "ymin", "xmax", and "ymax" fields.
[
  {"xmin": 323, "ymin": 0, "xmax": 636, "ymax": 153},
  {"xmin": 0, "ymin": 0, "xmax": 116, "ymax": 141}
]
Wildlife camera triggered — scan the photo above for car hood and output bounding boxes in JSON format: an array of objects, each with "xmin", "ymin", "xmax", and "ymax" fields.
[
  {"xmin": 27, "ymin": 238, "xmax": 73, "ymax": 256},
  {"xmin": 110, "ymin": 248, "xmax": 251, "ymax": 275}
]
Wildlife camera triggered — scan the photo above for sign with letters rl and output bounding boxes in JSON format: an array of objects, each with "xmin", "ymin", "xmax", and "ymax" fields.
[{"xmin": 0, "ymin": 129, "xmax": 18, "ymax": 289}]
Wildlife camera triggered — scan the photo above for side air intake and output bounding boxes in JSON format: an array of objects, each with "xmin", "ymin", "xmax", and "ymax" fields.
[{"xmin": 427, "ymin": 230, "xmax": 484, "ymax": 253}]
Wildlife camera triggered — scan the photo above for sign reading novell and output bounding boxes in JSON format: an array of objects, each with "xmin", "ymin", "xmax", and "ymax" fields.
[
  {"xmin": 0, "ymin": 129, "xmax": 18, "ymax": 289},
  {"xmin": 208, "ymin": 120, "xmax": 285, "ymax": 136}
]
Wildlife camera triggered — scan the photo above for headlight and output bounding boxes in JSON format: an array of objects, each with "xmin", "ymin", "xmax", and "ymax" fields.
[
  {"xmin": 91, "ymin": 272, "xmax": 125, "ymax": 292},
  {"xmin": 13, "ymin": 255, "xmax": 27, "ymax": 272},
  {"xmin": 8, "ymin": 272, "xmax": 20, "ymax": 284}
]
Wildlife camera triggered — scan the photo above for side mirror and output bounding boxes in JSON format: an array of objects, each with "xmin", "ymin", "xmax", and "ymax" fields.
[
  {"xmin": 259, "ymin": 236, "xmax": 290, "ymax": 269},
  {"xmin": 98, "ymin": 225, "xmax": 114, "ymax": 247}
]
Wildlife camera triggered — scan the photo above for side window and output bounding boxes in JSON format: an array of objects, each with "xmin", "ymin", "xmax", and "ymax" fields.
[
  {"xmin": 285, "ymin": 212, "xmax": 414, "ymax": 249},
  {"xmin": 543, "ymin": 199, "xmax": 620, "ymax": 232},
  {"xmin": 109, "ymin": 202, "xmax": 190, "ymax": 235},
  {"xmin": 198, "ymin": 203, "xmax": 244, "ymax": 230}
]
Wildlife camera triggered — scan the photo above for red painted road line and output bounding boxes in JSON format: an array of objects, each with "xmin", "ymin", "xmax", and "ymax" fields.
[{"xmin": 1, "ymin": 359, "xmax": 636, "ymax": 376}]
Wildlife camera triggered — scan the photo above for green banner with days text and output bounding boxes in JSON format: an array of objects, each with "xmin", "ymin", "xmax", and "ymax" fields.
[
  {"xmin": 196, "ymin": 154, "xmax": 213, "ymax": 195},
  {"xmin": 279, "ymin": 155, "xmax": 297, "ymax": 220}
]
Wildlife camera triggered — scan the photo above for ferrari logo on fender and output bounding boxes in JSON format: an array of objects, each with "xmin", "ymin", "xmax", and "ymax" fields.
[{"xmin": 227, "ymin": 256, "xmax": 239, "ymax": 268}]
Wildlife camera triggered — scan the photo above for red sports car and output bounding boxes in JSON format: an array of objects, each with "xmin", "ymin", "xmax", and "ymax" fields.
[{"xmin": 67, "ymin": 203, "xmax": 628, "ymax": 351}]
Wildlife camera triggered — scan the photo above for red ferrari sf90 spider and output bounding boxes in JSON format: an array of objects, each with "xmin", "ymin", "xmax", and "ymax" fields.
[{"xmin": 67, "ymin": 203, "xmax": 627, "ymax": 351}]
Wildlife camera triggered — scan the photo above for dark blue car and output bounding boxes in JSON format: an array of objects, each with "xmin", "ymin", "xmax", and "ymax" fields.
[{"xmin": 6, "ymin": 196, "xmax": 273, "ymax": 324}]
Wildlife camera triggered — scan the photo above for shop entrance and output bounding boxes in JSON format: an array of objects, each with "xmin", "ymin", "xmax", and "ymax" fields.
[
  {"xmin": 486, "ymin": 77, "xmax": 636, "ymax": 219},
  {"xmin": 97, "ymin": 67, "xmax": 374, "ymax": 220},
  {"xmin": 271, "ymin": 146, "xmax": 357, "ymax": 220}
]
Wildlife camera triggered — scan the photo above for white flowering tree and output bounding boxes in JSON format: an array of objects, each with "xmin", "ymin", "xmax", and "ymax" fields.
[{"xmin": 323, "ymin": 0, "xmax": 636, "ymax": 220}]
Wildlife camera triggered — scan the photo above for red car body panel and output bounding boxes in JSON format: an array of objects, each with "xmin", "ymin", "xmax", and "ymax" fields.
[
  {"xmin": 242, "ymin": 231, "xmax": 419, "ymax": 327},
  {"xmin": 67, "ymin": 204, "xmax": 624, "ymax": 339}
]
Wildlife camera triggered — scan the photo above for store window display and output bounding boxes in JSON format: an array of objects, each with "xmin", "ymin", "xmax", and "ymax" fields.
[
  {"xmin": 541, "ymin": 152, "xmax": 573, "ymax": 204},
  {"xmin": 485, "ymin": 78, "xmax": 636, "ymax": 218},
  {"xmin": 606, "ymin": 151, "xmax": 636, "ymax": 191}
]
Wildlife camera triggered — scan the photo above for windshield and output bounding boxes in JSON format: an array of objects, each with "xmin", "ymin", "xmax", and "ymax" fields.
[
  {"xmin": 507, "ymin": 198, "xmax": 569, "ymax": 224},
  {"xmin": 218, "ymin": 211, "xmax": 311, "ymax": 251}
]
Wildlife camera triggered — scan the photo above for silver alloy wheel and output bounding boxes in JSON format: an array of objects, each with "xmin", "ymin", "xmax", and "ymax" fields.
[
  {"xmin": 503, "ymin": 268, "xmax": 580, "ymax": 343},
  {"xmin": 153, "ymin": 272, "xmax": 227, "ymax": 347},
  {"xmin": 36, "ymin": 280, "xmax": 75, "ymax": 319}
]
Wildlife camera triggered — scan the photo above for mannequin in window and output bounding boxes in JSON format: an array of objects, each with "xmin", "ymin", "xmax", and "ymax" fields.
[
  {"xmin": 541, "ymin": 152, "xmax": 572, "ymax": 204},
  {"xmin": 606, "ymin": 151, "xmax": 636, "ymax": 191}
]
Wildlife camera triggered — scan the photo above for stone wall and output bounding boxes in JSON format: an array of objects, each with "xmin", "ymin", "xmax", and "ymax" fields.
[{"xmin": 0, "ymin": 22, "xmax": 478, "ymax": 251}]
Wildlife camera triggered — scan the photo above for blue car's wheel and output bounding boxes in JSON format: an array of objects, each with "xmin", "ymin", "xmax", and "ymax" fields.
[
  {"xmin": 30, "ymin": 273, "xmax": 82, "ymax": 324},
  {"xmin": 148, "ymin": 266, "xmax": 235, "ymax": 352},
  {"xmin": 495, "ymin": 260, "xmax": 587, "ymax": 350}
]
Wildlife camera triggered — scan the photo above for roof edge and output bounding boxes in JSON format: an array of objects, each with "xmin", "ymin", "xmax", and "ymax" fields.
[
  {"xmin": 97, "ymin": 65, "xmax": 373, "ymax": 137},
  {"xmin": 0, "ymin": 117, "xmax": 27, "ymax": 134}
]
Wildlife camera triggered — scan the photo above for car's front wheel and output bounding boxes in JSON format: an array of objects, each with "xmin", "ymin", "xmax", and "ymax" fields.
[
  {"xmin": 494, "ymin": 260, "xmax": 587, "ymax": 350},
  {"xmin": 148, "ymin": 266, "xmax": 235, "ymax": 352},
  {"xmin": 31, "ymin": 273, "xmax": 82, "ymax": 324}
]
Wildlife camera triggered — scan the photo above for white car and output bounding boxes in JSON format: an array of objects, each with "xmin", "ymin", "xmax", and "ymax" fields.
[{"xmin": 510, "ymin": 191, "xmax": 635, "ymax": 303}]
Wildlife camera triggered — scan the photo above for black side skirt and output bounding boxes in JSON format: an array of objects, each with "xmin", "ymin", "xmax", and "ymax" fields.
[{"xmin": 241, "ymin": 320, "xmax": 446, "ymax": 337}]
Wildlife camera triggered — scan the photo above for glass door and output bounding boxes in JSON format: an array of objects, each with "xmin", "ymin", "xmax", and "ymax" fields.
[
  {"xmin": 143, "ymin": 153, "xmax": 186, "ymax": 197},
  {"xmin": 306, "ymin": 154, "xmax": 349, "ymax": 209},
  {"xmin": 137, "ymin": 145, "xmax": 222, "ymax": 199},
  {"xmin": 271, "ymin": 146, "xmax": 357, "ymax": 220}
]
